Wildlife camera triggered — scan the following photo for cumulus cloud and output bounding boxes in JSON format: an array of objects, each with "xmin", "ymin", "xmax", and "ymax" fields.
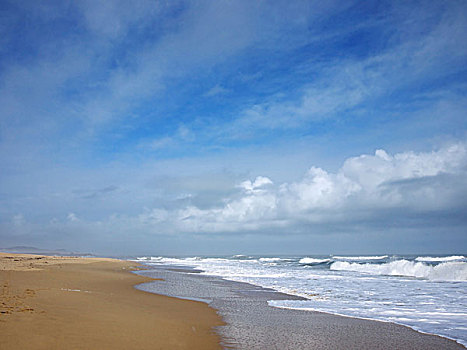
[
  {"xmin": 2, "ymin": 142, "xmax": 465, "ymax": 253},
  {"xmin": 170, "ymin": 142, "xmax": 467, "ymax": 232},
  {"xmin": 35, "ymin": 142, "xmax": 462, "ymax": 236},
  {"xmin": 239, "ymin": 176, "xmax": 273, "ymax": 193}
]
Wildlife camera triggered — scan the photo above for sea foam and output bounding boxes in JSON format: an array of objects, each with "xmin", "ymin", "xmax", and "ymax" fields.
[
  {"xmin": 299, "ymin": 257, "xmax": 331, "ymax": 264},
  {"xmin": 139, "ymin": 254, "xmax": 467, "ymax": 345},
  {"xmin": 330, "ymin": 260, "xmax": 467, "ymax": 281},
  {"xmin": 259, "ymin": 257, "xmax": 285, "ymax": 262},
  {"xmin": 332, "ymin": 255, "xmax": 388, "ymax": 261},
  {"xmin": 415, "ymin": 255, "xmax": 465, "ymax": 262}
]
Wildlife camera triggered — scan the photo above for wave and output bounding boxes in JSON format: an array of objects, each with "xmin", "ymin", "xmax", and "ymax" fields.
[
  {"xmin": 259, "ymin": 257, "xmax": 284, "ymax": 262},
  {"xmin": 415, "ymin": 255, "xmax": 465, "ymax": 262},
  {"xmin": 231, "ymin": 254, "xmax": 254, "ymax": 260},
  {"xmin": 330, "ymin": 260, "xmax": 467, "ymax": 281},
  {"xmin": 332, "ymin": 255, "xmax": 388, "ymax": 261},
  {"xmin": 299, "ymin": 257, "xmax": 331, "ymax": 264},
  {"xmin": 135, "ymin": 256, "xmax": 163, "ymax": 261}
]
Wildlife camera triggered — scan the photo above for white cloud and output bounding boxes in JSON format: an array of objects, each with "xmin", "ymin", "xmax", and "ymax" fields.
[
  {"xmin": 239, "ymin": 176, "xmax": 273, "ymax": 193},
  {"xmin": 1, "ymin": 142, "xmax": 464, "ymax": 253},
  {"xmin": 279, "ymin": 167, "xmax": 361, "ymax": 212},
  {"xmin": 169, "ymin": 142, "xmax": 467, "ymax": 232},
  {"xmin": 340, "ymin": 143, "xmax": 467, "ymax": 207}
]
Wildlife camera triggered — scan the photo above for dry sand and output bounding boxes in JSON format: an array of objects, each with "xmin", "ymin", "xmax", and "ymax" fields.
[{"xmin": 0, "ymin": 253, "xmax": 223, "ymax": 350}]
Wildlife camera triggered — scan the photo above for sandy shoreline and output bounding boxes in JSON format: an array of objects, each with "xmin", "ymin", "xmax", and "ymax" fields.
[
  {"xmin": 2, "ymin": 252, "xmax": 464, "ymax": 349},
  {"xmin": 0, "ymin": 253, "xmax": 223, "ymax": 349}
]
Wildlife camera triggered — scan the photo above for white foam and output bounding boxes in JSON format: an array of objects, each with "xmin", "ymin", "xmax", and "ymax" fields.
[
  {"xmin": 259, "ymin": 257, "xmax": 284, "ymax": 262},
  {"xmin": 183, "ymin": 257, "xmax": 203, "ymax": 261},
  {"xmin": 137, "ymin": 255, "xmax": 467, "ymax": 345},
  {"xmin": 299, "ymin": 257, "xmax": 331, "ymax": 264},
  {"xmin": 332, "ymin": 255, "xmax": 388, "ymax": 261},
  {"xmin": 133, "ymin": 256, "xmax": 164, "ymax": 262},
  {"xmin": 330, "ymin": 260, "xmax": 467, "ymax": 281},
  {"xmin": 267, "ymin": 299, "xmax": 467, "ymax": 347},
  {"xmin": 415, "ymin": 256, "xmax": 465, "ymax": 262},
  {"xmin": 134, "ymin": 256, "xmax": 164, "ymax": 261}
]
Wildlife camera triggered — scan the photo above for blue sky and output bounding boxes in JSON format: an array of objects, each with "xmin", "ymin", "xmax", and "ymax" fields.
[{"xmin": 1, "ymin": 0, "xmax": 466, "ymax": 255}]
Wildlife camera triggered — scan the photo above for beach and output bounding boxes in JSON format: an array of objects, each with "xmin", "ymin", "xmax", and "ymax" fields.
[
  {"xmin": 0, "ymin": 253, "xmax": 222, "ymax": 349},
  {"xmin": 1, "ymin": 252, "xmax": 465, "ymax": 350},
  {"xmin": 2, "ymin": 1, "xmax": 466, "ymax": 347}
]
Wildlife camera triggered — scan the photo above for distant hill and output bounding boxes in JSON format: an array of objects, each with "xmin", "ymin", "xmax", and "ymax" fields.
[{"xmin": 0, "ymin": 246, "xmax": 94, "ymax": 256}]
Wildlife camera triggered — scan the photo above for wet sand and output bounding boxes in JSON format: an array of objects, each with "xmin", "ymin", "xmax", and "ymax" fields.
[
  {"xmin": 0, "ymin": 253, "xmax": 223, "ymax": 349},
  {"xmin": 137, "ymin": 263, "xmax": 466, "ymax": 350}
]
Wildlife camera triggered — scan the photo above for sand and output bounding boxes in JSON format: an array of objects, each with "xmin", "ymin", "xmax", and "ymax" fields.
[{"xmin": 0, "ymin": 253, "xmax": 223, "ymax": 350}]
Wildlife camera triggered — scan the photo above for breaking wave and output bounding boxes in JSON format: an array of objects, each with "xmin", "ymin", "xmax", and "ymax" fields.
[
  {"xmin": 330, "ymin": 260, "xmax": 467, "ymax": 281},
  {"xmin": 299, "ymin": 257, "xmax": 331, "ymax": 264},
  {"xmin": 136, "ymin": 254, "xmax": 467, "ymax": 345},
  {"xmin": 332, "ymin": 255, "xmax": 388, "ymax": 261},
  {"xmin": 415, "ymin": 255, "xmax": 465, "ymax": 262},
  {"xmin": 259, "ymin": 257, "xmax": 285, "ymax": 262},
  {"xmin": 135, "ymin": 256, "xmax": 163, "ymax": 261}
]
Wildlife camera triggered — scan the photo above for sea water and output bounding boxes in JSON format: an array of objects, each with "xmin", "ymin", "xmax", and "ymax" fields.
[{"xmin": 135, "ymin": 254, "xmax": 467, "ymax": 346}]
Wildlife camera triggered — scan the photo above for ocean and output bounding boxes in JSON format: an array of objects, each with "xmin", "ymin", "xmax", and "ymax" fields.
[{"xmin": 135, "ymin": 254, "xmax": 467, "ymax": 347}]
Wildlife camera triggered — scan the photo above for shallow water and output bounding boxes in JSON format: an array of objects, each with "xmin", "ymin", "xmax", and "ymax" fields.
[
  {"xmin": 135, "ymin": 254, "xmax": 467, "ymax": 346},
  {"xmin": 135, "ymin": 263, "xmax": 464, "ymax": 349}
]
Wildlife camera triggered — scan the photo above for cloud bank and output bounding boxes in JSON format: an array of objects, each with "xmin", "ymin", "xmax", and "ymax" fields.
[
  {"xmin": 167, "ymin": 143, "xmax": 467, "ymax": 233},
  {"xmin": 4, "ymin": 142, "xmax": 464, "ymax": 251}
]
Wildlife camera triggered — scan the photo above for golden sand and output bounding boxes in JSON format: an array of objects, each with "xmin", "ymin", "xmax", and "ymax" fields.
[{"xmin": 0, "ymin": 253, "xmax": 223, "ymax": 349}]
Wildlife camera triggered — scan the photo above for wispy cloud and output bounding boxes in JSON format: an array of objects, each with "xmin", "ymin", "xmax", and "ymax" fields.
[{"xmin": 204, "ymin": 84, "xmax": 229, "ymax": 97}]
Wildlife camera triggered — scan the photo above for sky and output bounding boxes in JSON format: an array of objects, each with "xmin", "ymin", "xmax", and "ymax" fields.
[{"xmin": 1, "ymin": 0, "xmax": 466, "ymax": 256}]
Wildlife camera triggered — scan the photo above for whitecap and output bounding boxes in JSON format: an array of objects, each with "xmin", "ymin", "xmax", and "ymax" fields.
[
  {"xmin": 259, "ymin": 257, "xmax": 284, "ymax": 262},
  {"xmin": 415, "ymin": 256, "xmax": 465, "ymax": 262},
  {"xmin": 299, "ymin": 257, "xmax": 331, "ymax": 264},
  {"xmin": 332, "ymin": 255, "xmax": 388, "ymax": 261},
  {"xmin": 330, "ymin": 260, "xmax": 467, "ymax": 281}
]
